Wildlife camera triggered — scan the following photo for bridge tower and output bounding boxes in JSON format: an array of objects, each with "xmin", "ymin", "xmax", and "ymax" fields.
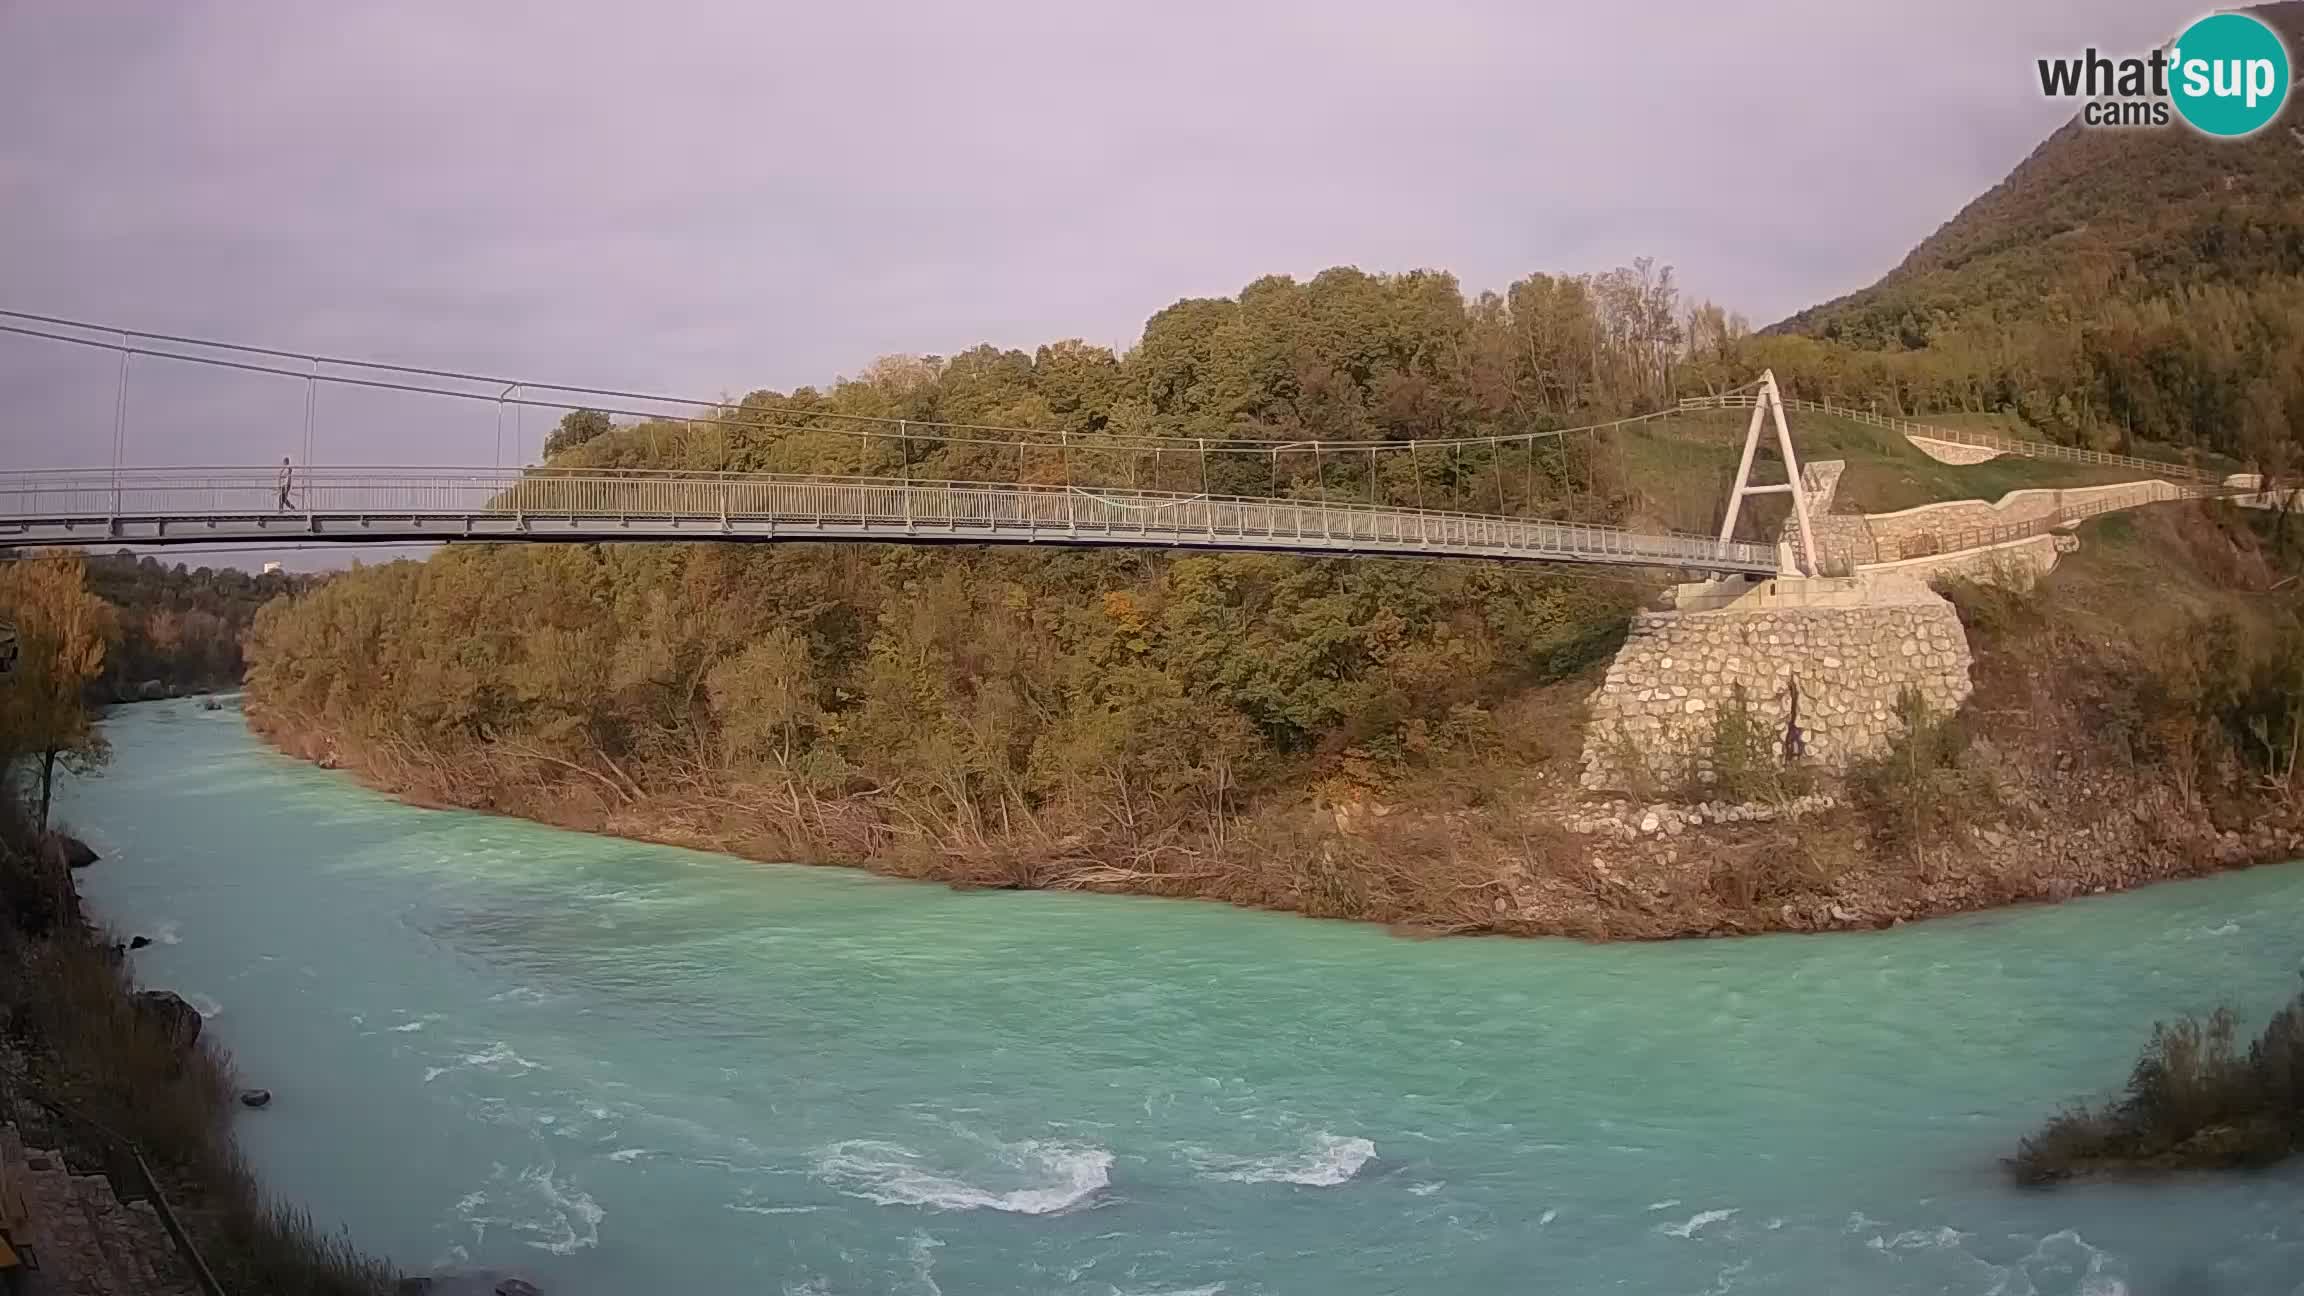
[{"xmin": 1714, "ymin": 370, "xmax": 1819, "ymax": 577}]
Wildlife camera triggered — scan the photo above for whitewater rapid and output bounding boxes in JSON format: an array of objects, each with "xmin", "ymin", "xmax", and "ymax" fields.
[{"xmin": 57, "ymin": 700, "xmax": 2304, "ymax": 1294}]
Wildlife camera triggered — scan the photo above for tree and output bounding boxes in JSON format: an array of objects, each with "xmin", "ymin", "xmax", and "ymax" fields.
[
  {"xmin": 706, "ymin": 627, "xmax": 820, "ymax": 772},
  {"xmin": 707, "ymin": 627, "xmax": 833, "ymax": 822},
  {"xmin": 543, "ymin": 408, "xmax": 613, "ymax": 458},
  {"xmin": 0, "ymin": 553, "xmax": 115, "ymax": 829}
]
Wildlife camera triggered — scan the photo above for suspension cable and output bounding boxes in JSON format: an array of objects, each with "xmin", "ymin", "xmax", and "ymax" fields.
[{"xmin": 0, "ymin": 311, "xmax": 1693, "ymax": 457}]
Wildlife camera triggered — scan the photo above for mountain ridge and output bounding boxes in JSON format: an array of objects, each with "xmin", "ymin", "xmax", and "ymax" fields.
[{"xmin": 1771, "ymin": 1, "xmax": 2304, "ymax": 347}]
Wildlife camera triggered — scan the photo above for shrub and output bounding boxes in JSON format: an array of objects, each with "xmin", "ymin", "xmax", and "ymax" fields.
[
  {"xmin": 1937, "ymin": 570, "xmax": 2048, "ymax": 639},
  {"xmin": 2011, "ymin": 985, "xmax": 2304, "ymax": 1184},
  {"xmin": 1685, "ymin": 683, "xmax": 1811, "ymax": 803},
  {"xmin": 1848, "ymin": 685, "xmax": 1992, "ymax": 852},
  {"xmin": 1595, "ymin": 723, "xmax": 1666, "ymax": 803},
  {"xmin": 1706, "ymin": 827, "xmax": 1856, "ymax": 909}
]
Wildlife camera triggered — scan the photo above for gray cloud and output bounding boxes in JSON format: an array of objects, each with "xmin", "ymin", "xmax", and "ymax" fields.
[{"xmin": 0, "ymin": 0, "xmax": 2189, "ymax": 497}]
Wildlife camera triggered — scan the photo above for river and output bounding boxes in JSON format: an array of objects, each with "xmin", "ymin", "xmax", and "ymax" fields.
[{"xmin": 54, "ymin": 699, "xmax": 2304, "ymax": 1294}]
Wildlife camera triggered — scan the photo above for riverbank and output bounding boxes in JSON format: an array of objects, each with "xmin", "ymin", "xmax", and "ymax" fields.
[
  {"xmin": 243, "ymin": 697, "xmax": 2302, "ymax": 943},
  {"xmin": 242, "ymin": 505, "xmax": 2304, "ymax": 941},
  {"xmin": 0, "ymin": 815, "xmax": 399, "ymax": 1294}
]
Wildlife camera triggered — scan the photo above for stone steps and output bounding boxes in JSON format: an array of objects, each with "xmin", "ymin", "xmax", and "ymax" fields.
[{"xmin": 1, "ymin": 1121, "xmax": 201, "ymax": 1296}]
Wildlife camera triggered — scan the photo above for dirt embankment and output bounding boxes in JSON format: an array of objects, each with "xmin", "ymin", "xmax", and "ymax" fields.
[{"xmin": 247, "ymin": 535, "xmax": 2304, "ymax": 946}]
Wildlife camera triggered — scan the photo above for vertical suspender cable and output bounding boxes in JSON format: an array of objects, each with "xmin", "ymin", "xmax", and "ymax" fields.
[
  {"xmin": 900, "ymin": 418, "xmax": 912, "ymax": 528},
  {"xmin": 1411, "ymin": 440, "xmax": 1426, "ymax": 546},
  {"xmin": 303, "ymin": 356, "xmax": 316, "ymax": 472},
  {"xmin": 1199, "ymin": 437, "xmax": 1211, "ymax": 536},
  {"xmin": 111, "ymin": 338, "xmax": 130, "ymax": 518},
  {"xmin": 1313, "ymin": 442, "xmax": 1326, "ymax": 537}
]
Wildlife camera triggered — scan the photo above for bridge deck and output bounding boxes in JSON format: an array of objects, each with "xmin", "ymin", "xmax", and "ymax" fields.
[{"xmin": 0, "ymin": 468, "xmax": 1780, "ymax": 573}]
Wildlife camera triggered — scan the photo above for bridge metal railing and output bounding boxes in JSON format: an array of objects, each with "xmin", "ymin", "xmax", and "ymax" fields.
[
  {"xmin": 0, "ymin": 466, "xmax": 1781, "ymax": 572},
  {"xmin": 1676, "ymin": 394, "xmax": 2220, "ymax": 482}
]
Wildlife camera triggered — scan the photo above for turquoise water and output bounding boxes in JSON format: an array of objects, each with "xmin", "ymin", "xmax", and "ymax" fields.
[{"xmin": 57, "ymin": 700, "xmax": 2304, "ymax": 1294}]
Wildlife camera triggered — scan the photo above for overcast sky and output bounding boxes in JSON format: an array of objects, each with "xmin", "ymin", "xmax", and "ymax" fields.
[{"xmin": 0, "ymin": 0, "xmax": 2190, "ymax": 502}]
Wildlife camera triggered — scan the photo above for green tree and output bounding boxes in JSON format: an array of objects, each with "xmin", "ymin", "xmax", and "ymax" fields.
[{"xmin": 543, "ymin": 408, "xmax": 613, "ymax": 458}]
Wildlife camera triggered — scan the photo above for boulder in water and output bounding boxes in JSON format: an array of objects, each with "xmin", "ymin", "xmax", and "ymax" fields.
[
  {"xmin": 495, "ymin": 1280, "xmax": 544, "ymax": 1296},
  {"xmin": 134, "ymin": 990, "xmax": 203, "ymax": 1050},
  {"xmin": 138, "ymin": 679, "xmax": 166, "ymax": 701},
  {"xmin": 47, "ymin": 833, "xmax": 98, "ymax": 869},
  {"xmin": 239, "ymin": 1088, "xmax": 272, "ymax": 1109},
  {"xmin": 128, "ymin": 935, "xmax": 152, "ymax": 950}
]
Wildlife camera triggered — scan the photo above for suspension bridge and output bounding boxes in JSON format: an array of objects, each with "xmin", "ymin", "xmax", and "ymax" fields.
[{"xmin": 0, "ymin": 312, "xmax": 1800, "ymax": 574}]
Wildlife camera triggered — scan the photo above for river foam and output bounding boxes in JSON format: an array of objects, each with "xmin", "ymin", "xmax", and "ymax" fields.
[
  {"xmin": 461, "ymin": 1043, "xmax": 543, "ymax": 1074},
  {"xmin": 1188, "ymin": 1132, "xmax": 1376, "ymax": 1187},
  {"xmin": 451, "ymin": 1161, "xmax": 604, "ymax": 1255},
  {"xmin": 1659, "ymin": 1207, "xmax": 1738, "ymax": 1238},
  {"xmin": 812, "ymin": 1137, "xmax": 1112, "ymax": 1214}
]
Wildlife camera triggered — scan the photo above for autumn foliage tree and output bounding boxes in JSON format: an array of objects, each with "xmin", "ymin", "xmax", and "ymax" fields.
[
  {"xmin": 0, "ymin": 553, "xmax": 115, "ymax": 829},
  {"xmin": 82, "ymin": 550, "xmax": 303, "ymax": 695}
]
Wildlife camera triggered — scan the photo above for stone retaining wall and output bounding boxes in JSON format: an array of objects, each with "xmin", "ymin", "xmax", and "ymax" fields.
[
  {"xmin": 1575, "ymin": 447, "xmax": 2201, "ymax": 791},
  {"xmin": 1856, "ymin": 532, "xmax": 2076, "ymax": 587},
  {"xmin": 1579, "ymin": 580, "xmax": 1973, "ymax": 791},
  {"xmin": 1863, "ymin": 480, "xmax": 2187, "ymax": 560},
  {"xmin": 1907, "ymin": 436, "xmax": 2004, "ymax": 465},
  {"xmin": 1776, "ymin": 460, "xmax": 1873, "ymax": 574}
]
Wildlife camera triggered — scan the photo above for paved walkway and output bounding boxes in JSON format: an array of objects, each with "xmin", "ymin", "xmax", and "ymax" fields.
[{"xmin": 1, "ymin": 1123, "xmax": 200, "ymax": 1296}]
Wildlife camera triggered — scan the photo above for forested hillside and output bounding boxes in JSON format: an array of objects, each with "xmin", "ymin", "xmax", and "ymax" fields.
[
  {"xmin": 246, "ymin": 262, "xmax": 1733, "ymax": 920},
  {"xmin": 85, "ymin": 552, "xmax": 304, "ymax": 698},
  {"xmin": 1757, "ymin": 1, "xmax": 2304, "ymax": 461},
  {"xmin": 551, "ymin": 261, "xmax": 1735, "ymax": 474}
]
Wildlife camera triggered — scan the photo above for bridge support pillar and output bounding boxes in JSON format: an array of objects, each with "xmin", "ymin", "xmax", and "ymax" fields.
[
  {"xmin": 1577, "ymin": 573, "xmax": 1973, "ymax": 793},
  {"xmin": 1718, "ymin": 369, "xmax": 1821, "ymax": 578}
]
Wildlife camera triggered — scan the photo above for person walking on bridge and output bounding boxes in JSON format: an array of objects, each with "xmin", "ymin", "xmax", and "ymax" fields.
[{"xmin": 277, "ymin": 456, "xmax": 295, "ymax": 512}]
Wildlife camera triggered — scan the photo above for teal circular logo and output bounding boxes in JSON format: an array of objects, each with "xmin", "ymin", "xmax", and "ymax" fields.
[{"xmin": 2170, "ymin": 12, "xmax": 2290, "ymax": 137}]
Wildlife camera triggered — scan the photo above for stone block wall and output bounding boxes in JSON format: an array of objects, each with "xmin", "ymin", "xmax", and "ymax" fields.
[
  {"xmin": 1857, "ymin": 532, "xmax": 2074, "ymax": 588},
  {"xmin": 1579, "ymin": 586, "xmax": 1973, "ymax": 792},
  {"xmin": 1906, "ymin": 436, "xmax": 2005, "ymax": 465},
  {"xmin": 1759, "ymin": 458, "xmax": 1878, "ymax": 575},
  {"xmin": 1806, "ymin": 515, "xmax": 1878, "ymax": 574},
  {"xmin": 1863, "ymin": 480, "xmax": 2188, "ymax": 560}
]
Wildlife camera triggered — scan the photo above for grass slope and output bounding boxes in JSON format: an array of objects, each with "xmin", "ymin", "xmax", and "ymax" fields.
[{"xmin": 1620, "ymin": 409, "xmax": 2156, "ymax": 536}]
